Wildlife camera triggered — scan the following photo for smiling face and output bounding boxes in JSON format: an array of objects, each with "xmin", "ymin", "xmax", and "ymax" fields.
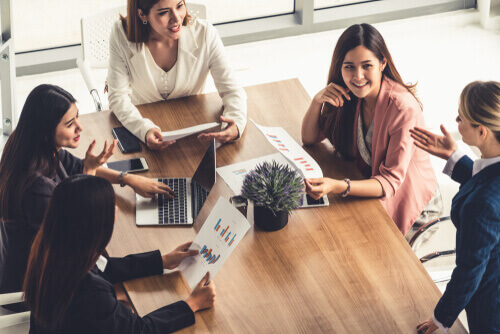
[
  {"xmin": 139, "ymin": 0, "xmax": 186, "ymax": 41},
  {"xmin": 341, "ymin": 45, "xmax": 387, "ymax": 102},
  {"xmin": 54, "ymin": 103, "xmax": 82, "ymax": 149}
]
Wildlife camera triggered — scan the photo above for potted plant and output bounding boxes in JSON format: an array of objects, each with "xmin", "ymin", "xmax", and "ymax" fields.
[{"xmin": 241, "ymin": 161, "xmax": 303, "ymax": 231}]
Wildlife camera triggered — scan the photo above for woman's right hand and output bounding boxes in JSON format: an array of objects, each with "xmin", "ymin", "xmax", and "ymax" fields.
[
  {"xmin": 313, "ymin": 83, "xmax": 351, "ymax": 107},
  {"xmin": 185, "ymin": 272, "xmax": 216, "ymax": 312},
  {"xmin": 83, "ymin": 139, "xmax": 117, "ymax": 176},
  {"xmin": 145, "ymin": 128, "xmax": 175, "ymax": 151},
  {"xmin": 410, "ymin": 124, "xmax": 457, "ymax": 160}
]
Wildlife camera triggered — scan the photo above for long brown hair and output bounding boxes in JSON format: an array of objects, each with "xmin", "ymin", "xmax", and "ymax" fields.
[
  {"xmin": 23, "ymin": 175, "xmax": 115, "ymax": 331},
  {"xmin": 121, "ymin": 0, "xmax": 192, "ymax": 49},
  {"xmin": 0, "ymin": 84, "xmax": 76, "ymax": 222},
  {"xmin": 320, "ymin": 23, "xmax": 419, "ymax": 160}
]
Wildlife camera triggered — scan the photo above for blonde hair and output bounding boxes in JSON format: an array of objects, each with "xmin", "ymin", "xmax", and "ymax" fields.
[
  {"xmin": 120, "ymin": 0, "xmax": 191, "ymax": 49},
  {"xmin": 460, "ymin": 81, "xmax": 500, "ymax": 142}
]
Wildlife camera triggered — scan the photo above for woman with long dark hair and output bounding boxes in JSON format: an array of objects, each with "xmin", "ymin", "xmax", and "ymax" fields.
[
  {"xmin": 108, "ymin": 0, "xmax": 247, "ymax": 149},
  {"xmin": 301, "ymin": 23, "xmax": 441, "ymax": 236},
  {"xmin": 24, "ymin": 175, "xmax": 215, "ymax": 333},
  {"xmin": 0, "ymin": 84, "xmax": 174, "ymax": 308},
  {"xmin": 412, "ymin": 81, "xmax": 499, "ymax": 334}
]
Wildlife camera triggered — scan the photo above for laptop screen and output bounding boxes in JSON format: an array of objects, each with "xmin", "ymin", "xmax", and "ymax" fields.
[{"xmin": 192, "ymin": 139, "xmax": 216, "ymax": 192}]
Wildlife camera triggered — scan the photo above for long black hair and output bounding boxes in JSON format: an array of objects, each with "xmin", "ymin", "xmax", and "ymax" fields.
[
  {"xmin": 0, "ymin": 84, "xmax": 76, "ymax": 222},
  {"xmin": 23, "ymin": 175, "xmax": 115, "ymax": 331}
]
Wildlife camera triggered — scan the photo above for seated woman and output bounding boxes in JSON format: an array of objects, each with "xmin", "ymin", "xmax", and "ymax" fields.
[
  {"xmin": 108, "ymin": 0, "xmax": 247, "ymax": 150},
  {"xmin": 412, "ymin": 81, "xmax": 499, "ymax": 334},
  {"xmin": 0, "ymin": 84, "xmax": 174, "ymax": 309},
  {"xmin": 301, "ymin": 23, "xmax": 441, "ymax": 236},
  {"xmin": 24, "ymin": 175, "xmax": 215, "ymax": 333}
]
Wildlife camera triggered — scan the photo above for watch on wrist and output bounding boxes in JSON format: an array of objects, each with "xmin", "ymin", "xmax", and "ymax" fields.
[
  {"xmin": 118, "ymin": 171, "xmax": 128, "ymax": 187},
  {"xmin": 341, "ymin": 178, "xmax": 351, "ymax": 197}
]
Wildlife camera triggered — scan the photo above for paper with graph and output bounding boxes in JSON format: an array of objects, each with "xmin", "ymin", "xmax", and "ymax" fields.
[
  {"xmin": 162, "ymin": 122, "xmax": 220, "ymax": 141},
  {"xmin": 251, "ymin": 120, "xmax": 324, "ymax": 179},
  {"xmin": 178, "ymin": 197, "xmax": 250, "ymax": 290},
  {"xmin": 216, "ymin": 153, "xmax": 295, "ymax": 195}
]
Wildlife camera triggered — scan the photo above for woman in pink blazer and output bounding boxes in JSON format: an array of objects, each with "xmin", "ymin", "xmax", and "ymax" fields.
[{"xmin": 302, "ymin": 24, "xmax": 440, "ymax": 236}]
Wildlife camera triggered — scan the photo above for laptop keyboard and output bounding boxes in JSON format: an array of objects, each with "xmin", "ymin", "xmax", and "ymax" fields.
[
  {"xmin": 158, "ymin": 178, "xmax": 188, "ymax": 224},
  {"xmin": 192, "ymin": 182, "xmax": 209, "ymax": 220}
]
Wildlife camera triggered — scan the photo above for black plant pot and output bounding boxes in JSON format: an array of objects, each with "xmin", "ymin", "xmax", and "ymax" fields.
[{"xmin": 253, "ymin": 206, "xmax": 289, "ymax": 231}]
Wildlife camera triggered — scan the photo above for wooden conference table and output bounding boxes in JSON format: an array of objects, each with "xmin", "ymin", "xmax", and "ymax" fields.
[{"xmin": 71, "ymin": 79, "xmax": 465, "ymax": 333}]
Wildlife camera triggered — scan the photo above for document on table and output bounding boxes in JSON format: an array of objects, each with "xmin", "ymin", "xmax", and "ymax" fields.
[
  {"xmin": 251, "ymin": 120, "xmax": 324, "ymax": 179},
  {"xmin": 178, "ymin": 197, "xmax": 250, "ymax": 290},
  {"xmin": 216, "ymin": 153, "xmax": 295, "ymax": 195},
  {"xmin": 162, "ymin": 122, "xmax": 220, "ymax": 141}
]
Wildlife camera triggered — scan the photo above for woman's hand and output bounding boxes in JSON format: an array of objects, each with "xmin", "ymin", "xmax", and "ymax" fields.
[
  {"xmin": 313, "ymin": 83, "xmax": 351, "ymax": 107},
  {"xmin": 162, "ymin": 241, "xmax": 199, "ymax": 270},
  {"xmin": 198, "ymin": 116, "xmax": 238, "ymax": 143},
  {"xmin": 410, "ymin": 125, "xmax": 457, "ymax": 160},
  {"xmin": 146, "ymin": 128, "xmax": 175, "ymax": 150},
  {"xmin": 185, "ymin": 272, "xmax": 216, "ymax": 312},
  {"xmin": 416, "ymin": 317, "xmax": 439, "ymax": 334},
  {"xmin": 124, "ymin": 174, "xmax": 175, "ymax": 198},
  {"xmin": 305, "ymin": 178, "xmax": 346, "ymax": 199},
  {"xmin": 83, "ymin": 139, "xmax": 117, "ymax": 176}
]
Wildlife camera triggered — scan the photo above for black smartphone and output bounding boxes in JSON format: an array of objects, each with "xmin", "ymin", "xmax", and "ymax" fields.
[
  {"xmin": 105, "ymin": 158, "xmax": 149, "ymax": 173},
  {"xmin": 112, "ymin": 127, "xmax": 142, "ymax": 153}
]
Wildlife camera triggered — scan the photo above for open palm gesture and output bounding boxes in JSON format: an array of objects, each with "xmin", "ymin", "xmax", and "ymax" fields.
[{"xmin": 410, "ymin": 125, "xmax": 457, "ymax": 160}]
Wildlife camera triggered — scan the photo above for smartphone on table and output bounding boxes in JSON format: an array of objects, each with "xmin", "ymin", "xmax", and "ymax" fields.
[
  {"xmin": 105, "ymin": 158, "xmax": 149, "ymax": 173},
  {"xmin": 112, "ymin": 126, "xmax": 142, "ymax": 153}
]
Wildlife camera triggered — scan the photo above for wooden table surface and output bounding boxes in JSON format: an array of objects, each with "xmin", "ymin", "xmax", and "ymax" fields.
[{"xmin": 71, "ymin": 79, "xmax": 465, "ymax": 333}]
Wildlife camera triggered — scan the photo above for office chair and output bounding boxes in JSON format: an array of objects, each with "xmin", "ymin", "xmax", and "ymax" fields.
[
  {"xmin": 0, "ymin": 292, "xmax": 30, "ymax": 333},
  {"xmin": 77, "ymin": 2, "xmax": 207, "ymax": 112},
  {"xmin": 409, "ymin": 216, "xmax": 456, "ymax": 286}
]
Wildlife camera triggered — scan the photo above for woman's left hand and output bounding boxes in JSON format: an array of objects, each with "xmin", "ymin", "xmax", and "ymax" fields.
[
  {"xmin": 198, "ymin": 116, "xmax": 239, "ymax": 143},
  {"xmin": 162, "ymin": 241, "xmax": 199, "ymax": 270},
  {"xmin": 305, "ymin": 178, "xmax": 345, "ymax": 199},
  {"xmin": 124, "ymin": 174, "xmax": 175, "ymax": 199},
  {"xmin": 84, "ymin": 139, "xmax": 118, "ymax": 176},
  {"xmin": 416, "ymin": 318, "xmax": 439, "ymax": 334}
]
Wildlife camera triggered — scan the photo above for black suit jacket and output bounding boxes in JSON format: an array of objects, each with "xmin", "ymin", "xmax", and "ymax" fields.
[
  {"xmin": 0, "ymin": 150, "xmax": 83, "ymax": 311},
  {"xmin": 29, "ymin": 250, "xmax": 195, "ymax": 334},
  {"xmin": 434, "ymin": 157, "xmax": 500, "ymax": 333}
]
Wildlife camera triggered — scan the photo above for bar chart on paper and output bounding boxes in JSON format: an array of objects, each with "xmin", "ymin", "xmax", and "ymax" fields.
[
  {"xmin": 251, "ymin": 120, "xmax": 324, "ymax": 179},
  {"xmin": 179, "ymin": 197, "xmax": 251, "ymax": 289},
  {"xmin": 216, "ymin": 153, "xmax": 293, "ymax": 195}
]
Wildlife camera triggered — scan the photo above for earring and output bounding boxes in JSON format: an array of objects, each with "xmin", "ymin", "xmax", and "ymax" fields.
[{"xmin": 142, "ymin": 20, "xmax": 147, "ymax": 25}]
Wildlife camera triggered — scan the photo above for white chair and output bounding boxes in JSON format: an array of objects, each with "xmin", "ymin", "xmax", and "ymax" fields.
[
  {"xmin": 0, "ymin": 292, "xmax": 30, "ymax": 333},
  {"xmin": 77, "ymin": 2, "xmax": 207, "ymax": 112}
]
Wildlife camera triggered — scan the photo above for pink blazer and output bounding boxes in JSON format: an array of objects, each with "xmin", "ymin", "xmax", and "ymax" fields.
[{"xmin": 353, "ymin": 77, "xmax": 437, "ymax": 235}]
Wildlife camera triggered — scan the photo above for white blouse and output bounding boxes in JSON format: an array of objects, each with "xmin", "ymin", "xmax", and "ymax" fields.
[{"xmin": 145, "ymin": 46, "xmax": 177, "ymax": 100}]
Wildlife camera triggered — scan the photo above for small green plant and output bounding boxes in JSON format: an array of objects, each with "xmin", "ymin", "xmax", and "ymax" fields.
[{"xmin": 241, "ymin": 161, "xmax": 303, "ymax": 215}]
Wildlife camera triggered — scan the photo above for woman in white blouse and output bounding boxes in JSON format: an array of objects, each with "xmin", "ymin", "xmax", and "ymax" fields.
[{"xmin": 108, "ymin": 0, "xmax": 247, "ymax": 150}]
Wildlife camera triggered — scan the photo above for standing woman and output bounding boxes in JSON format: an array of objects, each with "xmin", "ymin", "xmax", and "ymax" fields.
[
  {"xmin": 302, "ymin": 23, "xmax": 441, "ymax": 236},
  {"xmin": 24, "ymin": 175, "xmax": 215, "ymax": 333},
  {"xmin": 0, "ymin": 84, "xmax": 173, "ymax": 308},
  {"xmin": 108, "ymin": 0, "xmax": 247, "ymax": 150},
  {"xmin": 412, "ymin": 81, "xmax": 499, "ymax": 333}
]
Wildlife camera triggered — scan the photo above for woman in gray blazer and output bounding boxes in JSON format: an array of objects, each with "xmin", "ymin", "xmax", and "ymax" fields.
[{"xmin": 108, "ymin": 0, "xmax": 247, "ymax": 150}]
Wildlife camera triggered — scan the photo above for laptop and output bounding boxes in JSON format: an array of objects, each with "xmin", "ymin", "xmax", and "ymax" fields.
[{"xmin": 136, "ymin": 140, "xmax": 216, "ymax": 226}]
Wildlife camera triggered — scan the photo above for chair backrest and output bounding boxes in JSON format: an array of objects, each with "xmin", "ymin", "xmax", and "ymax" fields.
[
  {"xmin": 80, "ymin": 2, "xmax": 207, "ymax": 69},
  {"xmin": 81, "ymin": 6, "xmax": 127, "ymax": 69}
]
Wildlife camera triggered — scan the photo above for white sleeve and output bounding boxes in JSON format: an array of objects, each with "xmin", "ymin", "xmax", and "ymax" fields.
[
  {"xmin": 205, "ymin": 22, "xmax": 247, "ymax": 139},
  {"xmin": 442, "ymin": 150, "xmax": 466, "ymax": 177},
  {"xmin": 107, "ymin": 24, "xmax": 159, "ymax": 142}
]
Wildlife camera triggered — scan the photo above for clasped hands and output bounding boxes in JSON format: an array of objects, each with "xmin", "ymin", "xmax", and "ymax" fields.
[{"xmin": 146, "ymin": 115, "xmax": 239, "ymax": 151}]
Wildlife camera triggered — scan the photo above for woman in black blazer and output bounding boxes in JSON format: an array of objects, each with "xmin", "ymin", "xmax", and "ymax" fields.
[
  {"xmin": 0, "ymin": 85, "xmax": 174, "ymax": 309},
  {"xmin": 411, "ymin": 81, "xmax": 500, "ymax": 333},
  {"xmin": 24, "ymin": 175, "xmax": 215, "ymax": 333}
]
